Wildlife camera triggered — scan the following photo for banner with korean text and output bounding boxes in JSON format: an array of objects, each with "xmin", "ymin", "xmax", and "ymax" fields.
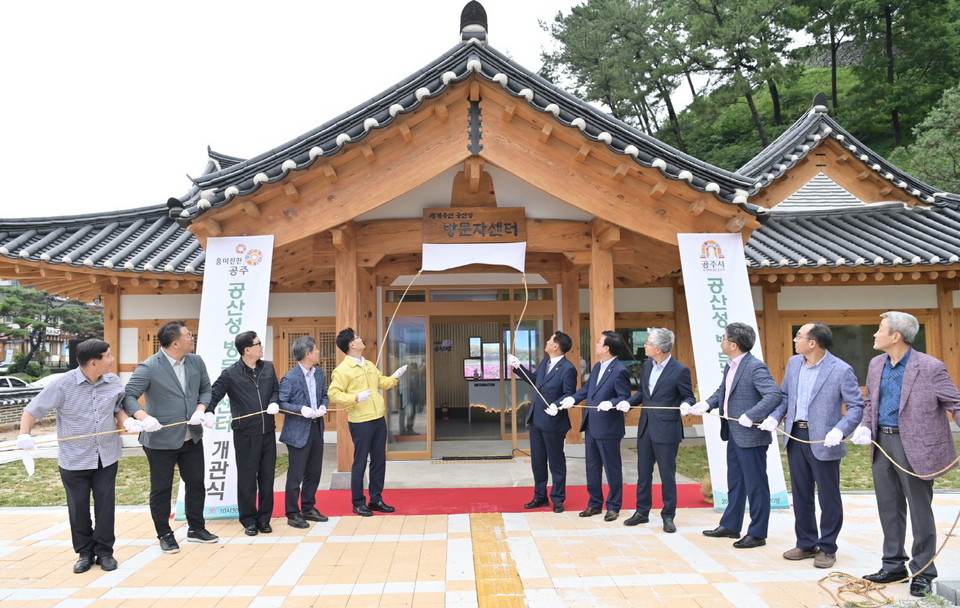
[
  {"xmin": 175, "ymin": 235, "xmax": 275, "ymax": 520},
  {"xmin": 677, "ymin": 233, "xmax": 788, "ymax": 511}
]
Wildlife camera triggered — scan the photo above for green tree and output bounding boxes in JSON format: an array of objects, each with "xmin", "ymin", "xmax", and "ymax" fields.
[
  {"xmin": 793, "ymin": 0, "xmax": 856, "ymax": 110},
  {"xmin": 893, "ymin": 83, "xmax": 960, "ymax": 189},
  {"xmin": 0, "ymin": 286, "xmax": 103, "ymax": 371}
]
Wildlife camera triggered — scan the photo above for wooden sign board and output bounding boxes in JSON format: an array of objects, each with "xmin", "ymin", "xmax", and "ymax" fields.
[{"xmin": 422, "ymin": 207, "xmax": 527, "ymax": 244}]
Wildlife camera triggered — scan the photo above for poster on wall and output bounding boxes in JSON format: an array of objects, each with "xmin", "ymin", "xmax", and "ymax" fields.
[{"xmin": 677, "ymin": 233, "xmax": 788, "ymax": 512}]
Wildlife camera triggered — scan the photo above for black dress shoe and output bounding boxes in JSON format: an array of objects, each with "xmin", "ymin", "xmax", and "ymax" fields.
[
  {"xmin": 624, "ymin": 512, "xmax": 649, "ymax": 527},
  {"xmin": 287, "ymin": 514, "xmax": 309, "ymax": 529},
  {"xmin": 258, "ymin": 522, "xmax": 273, "ymax": 534},
  {"xmin": 524, "ymin": 498, "xmax": 550, "ymax": 509},
  {"xmin": 243, "ymin": 524, "xmax": 258, "ymax": 536},
  {"xmin": 733, "ymin": 535, "xmax": 766, "ymax": 549},
  {"xmin": 604, "ymin": 510, "xmax": 619, "ymax": 522},
  {"xmin": 354, "ymin": 505, "xmax": 374, "ymax": 517},
  {"xmin": 303, "ymin": 508, "xmax": 329, "ymax": 522},
  {"xmin": 187, "ymin": 528, "xmax": 219, "ymax": 543},
  {"xmin": 662, "ymin": 517, "xmax": 676, "ymax": 533},
  {"xmin": 579, "ymin": 507, "xmax": 602, "ymax": 517},
  {"xmin": 368, "ymin": 500, "xmax": 395, "ymax": 513},
  {"xmin": 73, "ymin": 555, "xmax": 93, "ymax": 574},
  {"xmin": 910, "ymin": 575, "xmax": 933, "ymax": 597},
  {"xmin": 552, "ymin": 502, "xmax": 565, "ymax": 513},
  {"xmin": 862, "ymin": 567, "xmax": 909, "ymax": 584},
  {"xmin": 702, "ymin": 526, "xmax": 739, "ymax": 538},
  {"xmin": 96, "ymin": 555, "xmax": 118, "ymax": 571}
]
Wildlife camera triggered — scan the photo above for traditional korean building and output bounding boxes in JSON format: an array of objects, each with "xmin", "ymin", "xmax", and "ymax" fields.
[{"xmin": 1, "ymin": 2, "xmax": 958, "ymax": 470}]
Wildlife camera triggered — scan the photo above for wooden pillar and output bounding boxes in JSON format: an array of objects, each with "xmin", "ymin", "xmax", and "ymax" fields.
[
  {"xmin": 359, "ymin": 267, "xmax": 377, "ymax": 361},
  {"xmin": 672, "ymin": 279, "xmax": 695, "ymax": 389},
  {"xmin": 588, "ymin": 219, "xmax": 616, "ymax": 342},
  {"xmin": 760, "ymin": 283, "xmax": 785, "ymax": 379},
  {"xmin": 332, "ymin": 222, "xmax": 359, "ymax": 473},
  {"xmin": 101, "ymin": 285, "xmax": 120, "ymax": 374},
  {"xmin": 937, "ymin": 279, "xmax": 959, "ymax": 382},
  {"xmin": 561, "ymin": 259, "xmax": 582, "ymax": 444}
]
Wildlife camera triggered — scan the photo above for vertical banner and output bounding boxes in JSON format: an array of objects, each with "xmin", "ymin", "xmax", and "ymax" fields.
[
  {"xmin": 677, "ymin": 233, "xmax": 788, "ymax": 511},
  {"xmin": 175, "ymin": 235, "xmax": 275, "ymax": 520}
]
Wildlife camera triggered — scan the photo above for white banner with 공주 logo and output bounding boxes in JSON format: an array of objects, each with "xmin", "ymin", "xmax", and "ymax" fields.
[
  {"xmin": 677, "ymin": 233, "xmax": 788, "ymax": 512},
  {"xmin": 175, "ymin": 235, "xmax": 274, "ymax": 521}
]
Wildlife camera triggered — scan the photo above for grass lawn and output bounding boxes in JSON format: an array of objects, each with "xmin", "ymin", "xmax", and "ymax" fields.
[
  {"xmin": 0, "ymin": 454, "xmax": 290, "ymax": 508},
  {"xmin": 675, "ymin": 440, "xmax": 960, "ymax": 492}
]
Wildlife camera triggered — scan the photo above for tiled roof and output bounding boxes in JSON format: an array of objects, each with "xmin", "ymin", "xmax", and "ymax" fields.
[
  {"xmin": 739, "ymin": 101, "xmax": 960, "ymax": 210},
  {"xmin": 174, "ymin": 40, "xmax": 762, "ymax": 224},
  {"xmin": 0, "ymin": 206, "xmax": 204, "ymax": 275},
  {"xmin": 775, "ymin": 173, "xmax": 866, "ymax": 212},
  {"xmin": 747, "ymin": 203, "xmax": 960, "ymax": 269},
  {"xmin": 0, "ymin": 387, "xmax": 41, "ymax": 406}
]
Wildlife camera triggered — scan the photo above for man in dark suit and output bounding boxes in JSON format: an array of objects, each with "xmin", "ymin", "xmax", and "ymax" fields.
[
  {"xmin": 851, "ymin": 311, "xmax": 960, "ymax": 597},
  {"xmin": 560, "ymin": 330, "xmax": 632, "ymax": 522},
  {"xmin": 687, "ymin": 322, "xmax": 781, "ymax": 549},
  {"xmin": 279, "ymin": 335, "xmax": 329, "ymax": 529},
  {"xmin": 617, "ymin": 327, "xmax": 694, "ymax": 533},
  {"xmin": 507, "ymin": 331, "xmax": 578, "ymax": 513},
  {"xmin": 761, "ymin": 322, "xmax": 863, "ymax": 569},
  {"xmin": 122, "ymin": 320, "xmax": 218, "ymax": 554}
]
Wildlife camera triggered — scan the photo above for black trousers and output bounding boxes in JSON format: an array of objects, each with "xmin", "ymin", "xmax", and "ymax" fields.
[
  {"xmin": 143, "ymin": 439, "xmax": 206, "ymax": 536},
  {"xmin": 59, "ymin": 460, "xmax": 117, "ymax": 558},
  {"xmin": 234, "ymin": 433, "xmax": 277, "ymax": 527},
  {"xmin": 348, "ymin": 417, "xmax": 387, "ymax": 507},
  {"xmin": 285, "ymin": 421, "xmax": 324, "ymax": 516},
  {"xmin": 529, "ymin": 425, "xmax": 567, "ymax": 503},
  {"xmin": 635, "ymin": 435, "xmax": 679, "ymax": 518},
  {"xmin": 787, "ymin": 427, "xmax": 843, "ymax": 554}
]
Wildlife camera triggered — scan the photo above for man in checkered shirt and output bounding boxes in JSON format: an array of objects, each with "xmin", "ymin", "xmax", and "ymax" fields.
[{"xmin": 18, "ymin": 339, "xmax": 159, "ymax": 574}]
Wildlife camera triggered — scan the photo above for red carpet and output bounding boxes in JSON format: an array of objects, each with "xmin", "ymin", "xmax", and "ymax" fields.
[{"xmin": 271, "ymin": 485, "xmax": 711, "ymax": 517}]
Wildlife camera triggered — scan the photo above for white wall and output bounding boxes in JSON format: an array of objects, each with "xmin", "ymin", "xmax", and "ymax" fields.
[
  {"xmin": 778, "ymin": 285, "xmax": 936, "ymax": 311},
  {"xmin": 120, "ymin": 294, "xmax": 202, "ymax": 320},
  {"xmin": 267, "ymin": 293, "xmax": 336, "ymax": 317},
  {"xmin": 579, "ymin": 288, "xmax": 675, "ymax": 313}
]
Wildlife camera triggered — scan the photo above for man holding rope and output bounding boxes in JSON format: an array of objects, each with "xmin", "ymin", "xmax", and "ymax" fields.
[
  {"xmin": 17, "ymin": 339, "xmax": 151, "ymax": 573},
  {"xmin": 851, "ymin": 311, "xmax": 960, "ymax": 596},
  {"xmin": 507, "ymin": 331, "xmax": 577, "ymax": 514},
  {"xmin": 760, "ymin": 322, "xmax": 863, "ymax": 569}
]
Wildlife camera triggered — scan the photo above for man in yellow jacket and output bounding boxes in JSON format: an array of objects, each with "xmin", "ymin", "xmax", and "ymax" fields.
[{"xmin": 328, "ymin": 328, "xmax": 407, "ymax": 516}]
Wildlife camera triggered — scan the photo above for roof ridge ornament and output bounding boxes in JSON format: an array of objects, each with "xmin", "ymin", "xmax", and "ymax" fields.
[
  {"xmin": 812, "ymin": 92, "xmax": 830, "ymax": 114},
  {"xmin": 461, "ymin": 1, "xmax": 488, "ymax": 44}
]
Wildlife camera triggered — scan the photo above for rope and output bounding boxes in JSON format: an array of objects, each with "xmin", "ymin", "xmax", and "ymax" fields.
[{"xmin": 375, "ymin": 269, "xmax": 423, "ymax": 369}]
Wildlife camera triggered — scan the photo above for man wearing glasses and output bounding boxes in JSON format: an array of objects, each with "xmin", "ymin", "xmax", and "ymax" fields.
[
  {"xmin": 208, "ymin": 331, "xmax": 281, "ymax": 536},
  {"xmin": 328, "ymin": 328, "xmax": 407, "ymax": 516},
  {"xmin": 759, "ymin": 322, "xmax": 863, "ymax": 569}
]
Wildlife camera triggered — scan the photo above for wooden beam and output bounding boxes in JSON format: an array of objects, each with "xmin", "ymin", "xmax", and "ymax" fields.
[
  {"xmin": 434, "ymin": 103, "xmax": 449, "ymax": 123},
  {"xmin": 612, "ymin": 163, "xmax": 629, "ymax": 182},
  {"xmin": 503, "ymin": 102, "xmax": 517, "ymax": 123},
  {"xmin": 398, "ymin": 123, "xmax": 412, "ymax": 143},
  {"xmin": 283, "ymin": 183, "xmax": 300, "ymax": 203},
  {"xmin": 538, "ymin": 123, "xmax": 553, "ymax": 144},
  {"xmin": 197, "ymin": 218, "xmax": 222, "ymax": 236},
  {"xmin": 688, "ymin": 198, "xmax": 706, "ymax": 216},
  {"xmin": 323, "ymin": 164, "xmax": 338, "ymax": 183},
  {"xmin": 334, "ymin": 221, "xmax": 358, "ymax": 474},
  {"xmin": 101, "ymin": 286, "xmax": 120, "ymax": 373},
  {"xmin": 561, "ymin": 259, "xmax": 582, "ymax": 445},
  {"xmin": 649, "ymin": 182, "xmax": 667, "ymax": 200},
  {"xmin": 589, "ymin": 222, "xmax": 615, "ymax": 345},
  {"xmin": 359, "ymin": 145, "xmax": 376, "ymax": 164},
  {"xmin": 761, "ymin": 283, "xmax": 785, "ymax": 379},
  {"xmin": 938, "ymin": 280, "xmax": 960, "ymax": 382},
  {"xmin": 240, "ymin": 200, "xmax": 261, "ymax": 218},
  {"xmin": 469, "ymin": 81, "xmax": 480, "ymax": 101},
  {"xmin": 592, "ymin": 218, "xmax": 621, "ymax": 250}
]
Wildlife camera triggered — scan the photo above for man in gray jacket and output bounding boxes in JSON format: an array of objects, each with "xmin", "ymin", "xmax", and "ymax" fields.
[{"xmin": 123, "ymin": 320, "xmax": 217, "ymax": 554}]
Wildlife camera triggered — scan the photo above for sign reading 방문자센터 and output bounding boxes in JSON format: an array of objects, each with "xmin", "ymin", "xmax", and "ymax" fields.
[{"xmin": 422, "ymin": 207, "xmax": 527, "ymax": 244}]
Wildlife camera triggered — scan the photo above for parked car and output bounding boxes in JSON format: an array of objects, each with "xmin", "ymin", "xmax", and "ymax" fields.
[
  {"xmin": 30, "ymin": 373, "xmax": 66, "ymax": 388},
  {"xmin": 0, "ymin": 376, "xmax": 30, "ymax": 388}
]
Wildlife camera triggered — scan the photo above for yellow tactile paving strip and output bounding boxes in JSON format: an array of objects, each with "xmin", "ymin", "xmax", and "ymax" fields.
[
  {"xmin": 470, "ymin": 513, "xmax": 525, "ymax": 608},
  {"xmin": 0, "ymin": 494, "xmax": 957, "ymax": 607}
]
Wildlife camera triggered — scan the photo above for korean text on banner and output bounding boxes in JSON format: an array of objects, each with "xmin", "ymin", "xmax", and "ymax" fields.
[
  {"xmin": 175, "ymin": 236, "xmax": 274, "ymax": 520},
  {"xmin": 677, "ymin": 233, "xmax": 788, "ymax": 512}
]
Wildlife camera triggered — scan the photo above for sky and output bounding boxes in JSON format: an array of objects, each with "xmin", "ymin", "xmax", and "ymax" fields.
[{"xmin": 0, "ymin": 0, "xmax": 576, "ymax": 219}]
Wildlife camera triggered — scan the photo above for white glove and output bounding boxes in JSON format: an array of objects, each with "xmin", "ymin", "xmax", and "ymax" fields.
[
  {"xmin": 266, "ymin": 402, "xmax": 280, "ymax": 415},
  {"xmin": 506, "ymin": 354, "xmax": 521, "ymax": 369},
  {"xmin": 851, "ymin": 426, "xmax": 872, "ymax": 445},
  {"xmin": 545, "ymin": 403, "xmax": 559, "ymax": 417},
  {"xmin": 16, "ymin": 434, "xmax": 35, "ymax": 451},
  {"xmin": 188, "ymin": 410, "xmax": 205, "ymax": 425},
  {"xmin": 357, "ymin": 390, "xmax": 371, "ymax": 403},
  {"xmin": 316, "ymin": 405, "xmax": 327, "ymax": 417},
  {"xmin": 738, "ymin": 413, "xmax": 754, "ymax": 428},
  {"xmin": 597, "ymin": 400, "xmax": 613, "ymax": 412},
  {"xmin": 301, "ymin": 406, "xmax": 316, "ymax": 419},
  {"xmin": 615, "ymin": 400, "xmax": 631, "ymax": 412},
  {"xmin": 823, "ymin": 428, "xmax": 844, "ymax": 448},
  {"xmin": 392, "ymin": 365, "xmax": 408, "ymax": 379},
  {"xmin": 140, "ymin": 415, "xmax": 162, "ymax": 432},
  {"xmin": 123, "ymin": 418, "xmax": 142, "ymax": 433},
  {"xmin": 690, "ymin": 401, "xmax": 710, "ymax": 416},
  {"xmin": 559, "ymin": 396, "xmax": 575, "ymax": 410},
  {"xmin": 679, "ymin": 403, "xmax": 693, "ymax": 416},
  {"xmin": 758, "ymin": 416, "xmax": 779, "ymax": 432},
  {"xmin": 202, "ymin": 412, "xmax": 216, "ymax": 429}
]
